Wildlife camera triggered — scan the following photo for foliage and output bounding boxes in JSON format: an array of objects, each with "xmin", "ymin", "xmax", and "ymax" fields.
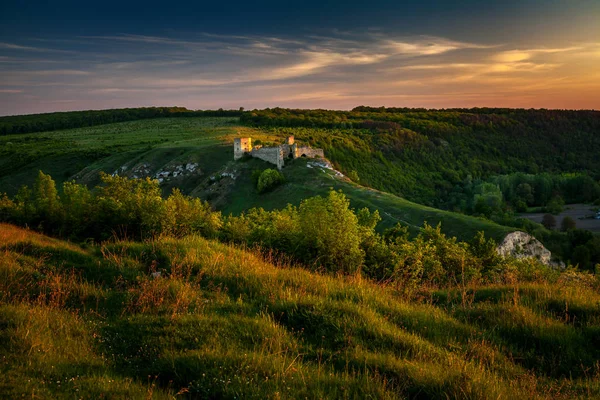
[
  {"xmin": 256, "ymin": 168, "xmax": 285, "ymax": 193},
  {"xmin": 297, "ymin": 191, "xmax": 365, "ymax": 273},
  {"xmin": 1, "ymin": 171, "xmax": 559, "ymax": 286},
  {"xmin": 545, "ymin": 195, "xmax": 565, "ymax": 215},
  {"xmin": 0, "ymin": 172, "xmax": 222, "ymax": 241},
  {"xmin": 241, "ymin": 108, "xmax": 600, "ymax": 211}
]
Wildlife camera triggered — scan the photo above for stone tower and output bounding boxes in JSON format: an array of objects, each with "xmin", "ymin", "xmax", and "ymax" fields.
[
  {"xmin": 286, "ymin": 136, "xmax": 295, "ymax": 145},
  {"xmin": 233, "ymin": 137, "xmax": 252, "ymax": 160}
]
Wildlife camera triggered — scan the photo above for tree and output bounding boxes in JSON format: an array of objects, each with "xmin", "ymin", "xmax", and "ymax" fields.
[
  {"xmin": 545, "ymin": 196, "xmax": 564, "ymax": 215},
  {"xmin": 95, "ymin": 173, "xmax": 165, "ymax": 239},
  {"xmin": 516, "ymin": 183, "xmax": 535, "ymax": 205},
  {"xmin": 298, "ymin": 191, "xmax": 364, "ymax": 274},
  {"xmin": 0, "ymin": 193, "xmax": 15, "ymax": 222},
  {"xmin": 348, "ymin": 170, "xmax": 360, "ymax": 183},
  {"xmin": 163, "ymin": 189, "xmax": 222, "ymax": 238},
  {"xmin": 61, "ymin": 180, "xmax": 92, "ymax": 236},
  {"xmin": 541, "ymin": 214, "xmax": 557, "ymax": 230},
  {"xmin": 33, "ymin": 170, "xmax": 61, "ymax": 225},
  {"xmin": 561, "ymin": 216, "xmax": 576, "ymax": 232}
]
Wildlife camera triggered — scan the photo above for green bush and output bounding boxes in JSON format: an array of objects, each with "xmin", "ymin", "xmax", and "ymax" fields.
[{"xmin": 256, "ymin": 169, "xmax": 285, "ymax": 193}]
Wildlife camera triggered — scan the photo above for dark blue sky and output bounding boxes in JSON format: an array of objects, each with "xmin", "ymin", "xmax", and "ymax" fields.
[
  {"xmin": 2, "ymin": 1, "xmax": 594, "ymax": 41},
  {"xmin": 1, "ymin": 0, "xmax": 599, "ymax": 114}
]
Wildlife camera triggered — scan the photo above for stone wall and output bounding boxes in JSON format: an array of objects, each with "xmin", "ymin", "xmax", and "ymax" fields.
[
  {"xmin": 251, "ymin": 147, "xmax": 284, "ymax": 169},
  {"xmin": 233, "ymin": 136, "xmax": 324, "ymax": 169},
  {"xmin": 295, "ymin": 146, "xmax": 324, "ymax": 159}
]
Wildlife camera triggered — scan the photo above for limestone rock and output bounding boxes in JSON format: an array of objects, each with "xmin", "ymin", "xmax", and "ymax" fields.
[{"xmin": 496, "ymin": 231, "xmax": 554, "ymax": 266}]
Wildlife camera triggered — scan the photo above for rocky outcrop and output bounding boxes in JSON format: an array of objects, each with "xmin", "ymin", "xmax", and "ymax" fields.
[{"xmin": 496, "ymin": 231, "xmax": 554, "ymax": 265}]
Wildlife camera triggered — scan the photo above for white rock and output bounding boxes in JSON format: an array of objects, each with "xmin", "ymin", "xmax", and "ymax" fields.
[{"xmin": 496, "ymin": 231, "xmax": 555, "ymax": 266}]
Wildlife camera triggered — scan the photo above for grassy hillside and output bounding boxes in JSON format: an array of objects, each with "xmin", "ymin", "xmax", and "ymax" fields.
[
  {"xmin": 0, "ymin": 116, "xmax": 514, "ymax": 243},
  {"xmin": 1, "ymin": 223, "xmax": 599, "ymax": 399},
  {"xmin": 0, "ymin": 117, "xmax": 243, "ymax": 195},
  {"xmin": 216, "ymin": 157, "xmax": 512, "ymax": 241}
]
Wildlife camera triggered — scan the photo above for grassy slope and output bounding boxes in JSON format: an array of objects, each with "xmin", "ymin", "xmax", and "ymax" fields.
[
  {"xmin": 0, "ymin": 117, "xmax": 243, "ymax": 195},
  {"xmin": 220, "ymin": 157, "xmax": 512, "ymax": 241},
  {"xmin": 1, "ymin": 223, "xmax": 599, "ymax": 399},
  {"xmin": 0, "ymin": 117, "xmax": 512, "ymax": 242}
]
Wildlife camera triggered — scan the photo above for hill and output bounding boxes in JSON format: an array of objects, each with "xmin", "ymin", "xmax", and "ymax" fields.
[
  {"xmin": 2, "ymin": 223, "xmax": 599, "ymax": 399},
  {"xmin": 2, "ymin": 110, "xmax": 598, "ymax": 267},
  {"xmin": 241, "ymin": 108, "xmax": 600, "ymax": 211},
  {"xmin": 0, "ymin": 116, "xmax": 514, "ymax": 243}
]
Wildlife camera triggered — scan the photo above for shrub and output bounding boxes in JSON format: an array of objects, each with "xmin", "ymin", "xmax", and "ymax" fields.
[
  {"xmin": 256, "ymin": 169, "xmax": 285, "ymax": 193},
  {"xmin": 541, "ymin": 214, "xmax": 556, "ymax": 230},
  {"xmin": 298, "ymin": 191, "xmax": 364, "ymax": 274}
]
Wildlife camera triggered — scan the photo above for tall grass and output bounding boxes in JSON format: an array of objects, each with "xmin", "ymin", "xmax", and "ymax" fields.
[{"xmin": 1, "ymin": 223, "xmax": 599, "ymax": 399}]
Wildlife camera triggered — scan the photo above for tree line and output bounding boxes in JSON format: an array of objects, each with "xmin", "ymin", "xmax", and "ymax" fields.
[{"xmin": 0, "ymin": 107, "xmax": 243, "ymax": 135}]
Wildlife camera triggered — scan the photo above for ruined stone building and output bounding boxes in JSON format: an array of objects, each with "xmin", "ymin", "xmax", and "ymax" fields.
[{"xmin": 233, "ymin": 135, "xmax": 324, "ymax": 169}]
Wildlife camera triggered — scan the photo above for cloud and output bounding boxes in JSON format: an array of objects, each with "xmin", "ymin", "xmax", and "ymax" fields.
[
  {"xmin": 0, "ymin": 42, "xmax": 74, "ymax": 54},
  {"xmin": 492, "ymin": 46, "xmax": 581, "ymax": 63},
  {"xmin": 383, "ymin": 38, "xmax": 489, "ymax": 56},
  {"xmin": 0, "ymin": 89, "xmax": 23, "ymax": 94},
  {"xmin": 2, "ymin": 31, "xmax": 598, "ymax": 113},
  {"xmin": 24, "ymin": 70, "xmax": 91, "ymax": 76}
]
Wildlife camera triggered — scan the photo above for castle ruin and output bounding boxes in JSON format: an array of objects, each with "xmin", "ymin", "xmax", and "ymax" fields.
[{"xmin": 234, "ymin": 135, "xmax": 324, "ymax": 169}]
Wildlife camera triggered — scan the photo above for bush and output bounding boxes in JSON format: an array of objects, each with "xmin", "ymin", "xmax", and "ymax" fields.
[
  {"xmin": 256, "ymin": 169, "xmax": 285, "ymax": 193},
  {"xmin": 542, "ymin": 214, "xmax": 556, "ymax": 230},
  {"xmin": 561, "ymin": 216, "xmax": 577, "ymax": 232}
]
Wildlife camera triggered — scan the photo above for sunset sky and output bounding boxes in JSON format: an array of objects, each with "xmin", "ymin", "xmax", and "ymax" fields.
[{"xmin": 1, "ymin": 0, "xmax": 599, "ymax": 115}]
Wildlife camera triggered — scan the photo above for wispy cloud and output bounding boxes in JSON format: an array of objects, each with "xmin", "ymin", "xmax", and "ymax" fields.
[
  {"xmin": 0, "ymin": 42, "xmax": 75, "ymax": 54},
  {"xmin": 492, "ymin": 46, "xmax": 581, "ymax": 62}
]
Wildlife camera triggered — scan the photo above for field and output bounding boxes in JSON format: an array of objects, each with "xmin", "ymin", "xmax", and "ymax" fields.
[
  {"xmin": 0, "ymin": 116, "xmax": 514, "ymax": 243},
  {"xmin": 2, "ymin": 223, "xmax": 600, "ymax": 399},
  {"xmin": 521, "ymin": 204, "xmax": 600, "ymax": 233},
  {"xmin": 0, "ymin": 117, "xmax": 243, "ymax": 195}
]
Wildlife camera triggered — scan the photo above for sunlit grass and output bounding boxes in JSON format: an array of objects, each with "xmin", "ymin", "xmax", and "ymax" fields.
[{"xmin": 1, "ymin": 222, "xmax": 599, "ymax": 398}]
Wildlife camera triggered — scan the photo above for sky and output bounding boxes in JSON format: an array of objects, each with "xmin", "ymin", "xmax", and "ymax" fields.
[{"xmin": 1, "ymin": 0, "xmax": 599, "ymax": 115}]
